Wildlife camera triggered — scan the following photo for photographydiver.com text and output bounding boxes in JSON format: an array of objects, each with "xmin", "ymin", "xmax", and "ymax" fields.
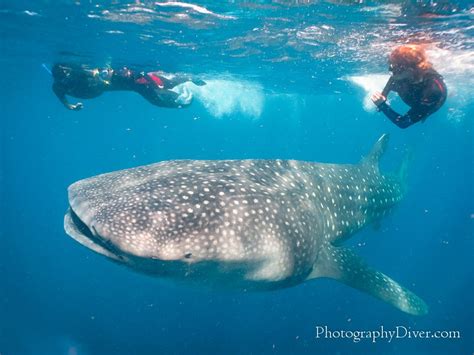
[{"xmin": 315, "ymin": 326, "xmax": 461, "ymax": 343}]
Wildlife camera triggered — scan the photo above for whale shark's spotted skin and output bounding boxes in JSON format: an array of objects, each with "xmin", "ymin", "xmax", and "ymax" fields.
[{"xmin": 65, "ymin": 135, "xmax": 427, "ymax": 315}]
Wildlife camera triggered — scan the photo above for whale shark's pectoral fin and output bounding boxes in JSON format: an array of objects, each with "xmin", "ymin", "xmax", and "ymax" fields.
[{"xmin": 308, "ymin": 245, "xmax": 428, "ymax": 316}]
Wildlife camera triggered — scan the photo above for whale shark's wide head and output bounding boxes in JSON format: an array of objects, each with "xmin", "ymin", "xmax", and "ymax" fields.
[
  {"xmin": 65, "ymin": 135, "xmax": 428, "ymax": 315},
  {"xmin": 65, "ymin": 158, "xmax": 325, "ymax": 287}
]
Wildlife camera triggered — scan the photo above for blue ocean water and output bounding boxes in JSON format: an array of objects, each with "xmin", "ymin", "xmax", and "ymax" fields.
[{"xmin": 1, "ymin": 1, "xmax": 473, "ymax": 354}]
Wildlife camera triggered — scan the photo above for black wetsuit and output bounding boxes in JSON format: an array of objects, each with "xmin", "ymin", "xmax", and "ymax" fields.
[
  {"xmin": 378, "ymin": 68, "xmax": 447, "ymax": 129},
  {"xmin": 52, "ymin": 64, "xmax": 196, "ymax": 109},
  {"xmin": 108, "ymin": 68, "xmax": 187, "ymax": 108},
  {"xmin": 52, "ymin": 64, "xmax": 105, "ymax": 101}
]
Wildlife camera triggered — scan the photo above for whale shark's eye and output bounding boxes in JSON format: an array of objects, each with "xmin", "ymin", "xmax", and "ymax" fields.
[{"xmin": 184, "ymin": 253, "xmax": 192, "ymax": 259}]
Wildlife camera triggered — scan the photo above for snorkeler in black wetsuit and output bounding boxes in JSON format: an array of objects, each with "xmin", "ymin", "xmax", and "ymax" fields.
[
  {"xmin": 51, "ymin": 63, "xmax": 205, "ymax": 111},
  {"xmin": 371, "ymin": 45, "xmax": 447, "ymax": 129}
]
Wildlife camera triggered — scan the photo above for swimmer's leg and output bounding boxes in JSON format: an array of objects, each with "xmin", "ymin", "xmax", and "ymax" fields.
[
  {"xmin": 148, "ymin": 71, "xmax": 206, "ymax": 88},
  {"xmin": 139, "ymin": 88, "xmax": 192, "ymax": 108}
]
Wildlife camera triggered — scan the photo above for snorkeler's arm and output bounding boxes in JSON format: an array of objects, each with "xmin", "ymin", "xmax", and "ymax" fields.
[
  {"xmin": 377, "ymin": 102, "xmax": 431, "ymax": 129},
  {"xmin": 381, "ymin": 76, "xmax": 394, "ymax": 97},
  {"xmin": 377, "ymin": 77, "xmax": 446, "ymax": 129},
  {"xmin": 53, "ymin": 83, "xmax": 83, "ymax": 111},
  {"xmin": 371, "ymin": 77, "xmax": 393, "ymax": 110},
  {"xmin": 53, "ymin": 83, "xmax": 69, "ymax": 107}
]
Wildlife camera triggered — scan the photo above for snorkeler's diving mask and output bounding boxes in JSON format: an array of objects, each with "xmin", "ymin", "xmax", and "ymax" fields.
[{"xmin": 99, "ymin": 68, "xmax": 113, "ymax": 85}]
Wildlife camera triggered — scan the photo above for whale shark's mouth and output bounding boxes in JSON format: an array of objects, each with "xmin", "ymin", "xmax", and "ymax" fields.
[{"xmin": 64, "ymin": 208, "xmax": 124, "ymax": 262}]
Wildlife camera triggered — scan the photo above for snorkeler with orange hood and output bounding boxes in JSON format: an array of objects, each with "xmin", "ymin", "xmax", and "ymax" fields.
[{"xmin": 371, "ymin": 44, "xmax": 447, "ymax": 129}]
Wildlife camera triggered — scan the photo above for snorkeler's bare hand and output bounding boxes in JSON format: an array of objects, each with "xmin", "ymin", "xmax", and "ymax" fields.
[
  {"xmin": 69, "ymin": 103, "xmax": 84, "ymax": 111},
  {"xmin": 371, "ymin": 92, "xmax": 386, "ymax": 106}
]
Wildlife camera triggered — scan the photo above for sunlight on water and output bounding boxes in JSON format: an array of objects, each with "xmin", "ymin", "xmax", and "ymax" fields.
[
  {"xmin": 173, "ymin": 78, "xmax": 265, "ymax": 119},
  {"xmin": 154, "ymin": 1, "xmax": 237, "ymax": 20}
]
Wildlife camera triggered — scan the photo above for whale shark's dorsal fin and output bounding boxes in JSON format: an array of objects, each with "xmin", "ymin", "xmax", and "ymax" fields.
[
  {"xmin": 360, "ymin": 133, "xmax": 390, "ymax": 170},
  {"xmin": 308, "ymin": 243, "xmax": 428, "ymax": 316}
]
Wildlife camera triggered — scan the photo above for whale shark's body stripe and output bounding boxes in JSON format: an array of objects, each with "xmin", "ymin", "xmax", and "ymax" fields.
[{"xmin": 65, "ymin": 134, "xmax": 427, "ymax": 315}]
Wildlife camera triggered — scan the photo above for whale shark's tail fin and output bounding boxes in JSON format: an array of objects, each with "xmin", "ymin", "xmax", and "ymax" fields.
[
  {"xmin": 360, "ymin": 133, "xmax": 390, "ymax": 172},
  {"xmin": 308, "ymin": 244, "xmax": 428, "ymax": 316}
]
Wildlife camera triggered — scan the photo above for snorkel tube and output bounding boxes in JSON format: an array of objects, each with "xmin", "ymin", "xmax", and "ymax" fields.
[{"xmin": 41, "ymin": 63, "xmax": 52, "ymax": 76}]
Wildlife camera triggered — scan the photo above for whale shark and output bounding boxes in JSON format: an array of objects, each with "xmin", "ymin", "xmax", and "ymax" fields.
[{"xmin": 64, "ymin": 134, "xmax": 427, "ymax": 315}]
